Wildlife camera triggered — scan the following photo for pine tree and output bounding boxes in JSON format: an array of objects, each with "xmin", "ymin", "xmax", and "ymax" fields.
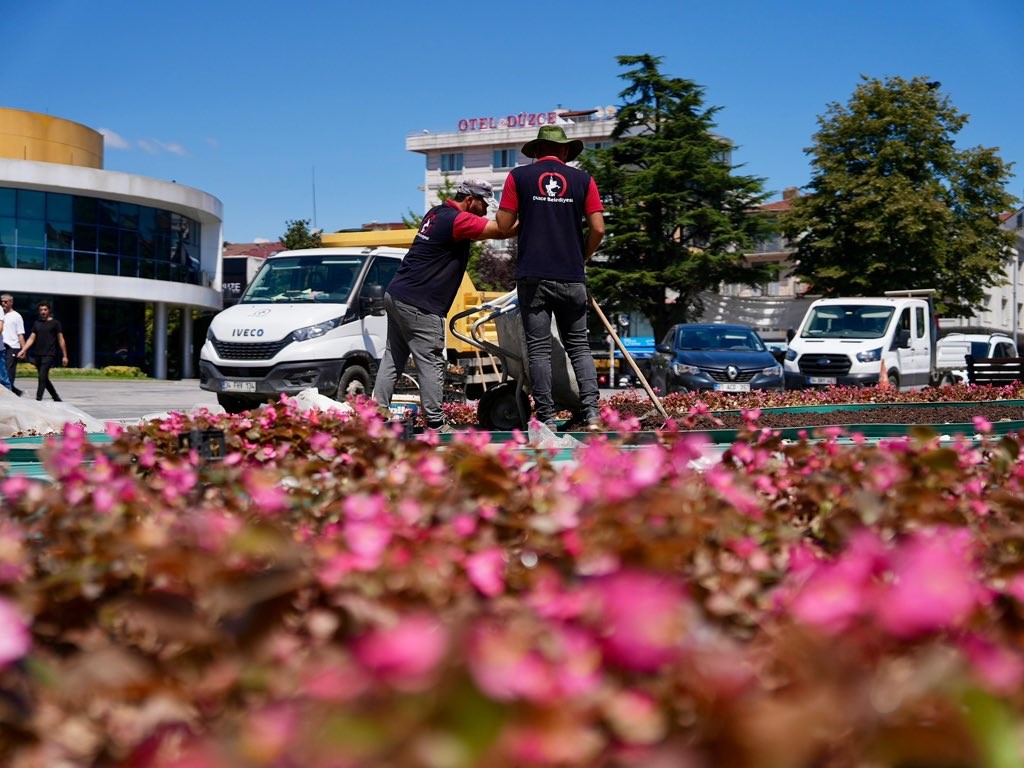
[{"xmin": 582, "ymin": 54, "xmax": 774, "ymax": 341}]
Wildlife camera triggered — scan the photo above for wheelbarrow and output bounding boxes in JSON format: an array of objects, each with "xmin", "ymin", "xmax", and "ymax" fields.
[{"xmin": 448, "ymin": 291, "xmax": 582, "ymax": 431}]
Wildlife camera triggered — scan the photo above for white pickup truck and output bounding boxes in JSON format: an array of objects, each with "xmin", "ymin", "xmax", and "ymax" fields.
[
  {"xmin": 935, "ymin": 333, "xmax": 1018, "ymax": 383},
  {"xmin": 784, "ymin": 291, "xmax": 967, "ymax": 390}
]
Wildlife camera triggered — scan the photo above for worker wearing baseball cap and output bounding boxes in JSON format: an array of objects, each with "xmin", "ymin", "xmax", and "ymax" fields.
[{"xmin": 373, "ymin": 178, "xmax": 510, "ymax": 432}]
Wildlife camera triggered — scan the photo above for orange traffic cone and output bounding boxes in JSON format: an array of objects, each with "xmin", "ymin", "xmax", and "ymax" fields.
[{"xmin": 878, "ymin": 358, "xmax": 890, "ymax": 390}]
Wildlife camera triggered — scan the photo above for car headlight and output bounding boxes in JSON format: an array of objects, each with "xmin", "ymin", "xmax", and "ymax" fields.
[
  {"xmin": 785, "ymin": 348, "xmax": 797, "ymax": 361},
  {"xmin": 206, "ymin": 327, "xmax": 215, "ymax": 342},
  {"xmin": 762, "ymin": 364, "xmax": 782, "ymax": 376},
  {"xmin": 856, "ymin": 347, "xmax": 882, "ymax": 363},
  {"xmin": 672, "ymin": 362, "xmax": 700, "ymax": 376},
  {"xmin": 291, "ymin": 317, "xmax": 343, "ymax": 342}
]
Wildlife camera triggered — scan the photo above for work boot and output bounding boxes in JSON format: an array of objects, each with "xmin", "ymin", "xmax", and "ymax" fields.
[{"xmin": 583, "ymin": 408, "xmax": 602, "ymax": 432}]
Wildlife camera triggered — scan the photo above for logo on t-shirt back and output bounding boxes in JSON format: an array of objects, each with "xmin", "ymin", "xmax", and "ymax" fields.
[{"xmin": 533, "ymin": 172, "xmax": 574, "ymax": 204}]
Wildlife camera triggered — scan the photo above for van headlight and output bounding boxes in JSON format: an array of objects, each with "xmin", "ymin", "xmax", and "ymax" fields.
[
  {"xmin": 856, "ymin": 347, "xmax": 882, "ymax": 363},
  {"xmin": 290, "ymin": 317, "xmax": 343, "ymax": 342},
  {"xmin": 763, "ymin": 364, "xmax": 782, "ymax": 376},
  {"xmin": 672, "ymin": 362, "xmax": 700, "ymax": 376}
]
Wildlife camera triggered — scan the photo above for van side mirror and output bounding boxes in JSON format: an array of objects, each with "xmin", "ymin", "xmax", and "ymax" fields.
[
  {"xmin": 656, "ymin": 342, "xmax": 672, "ymax": 354},
  {"xmin": 360, "ymin": 284, "xmax": 385, "ymax": 317},
  {"xmin": 896, "ymin": 329, "xmax": 911, "ymax": 349}
]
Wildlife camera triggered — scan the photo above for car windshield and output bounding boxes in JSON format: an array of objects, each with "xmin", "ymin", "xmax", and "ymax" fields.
[
  {"xmin": 239, "ymin": 256, "xmax": 365, "ymax": 304},
  {"xmin": 676, "ymin": 327, "xmax": 767, "ymax": 351},
  {"xmin": 800, "ymin": 305, "xmax": 894, "ymax": 339}
]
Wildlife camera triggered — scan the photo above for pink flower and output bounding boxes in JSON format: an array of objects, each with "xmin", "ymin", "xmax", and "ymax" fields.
[
  {"xmin": 467, "ymin": 621, "xmax": 553, "ymax": 701},
  {"xmin": 875, "ymin": 528, "xmax": 986, "ymax": 638},
  {"xmin": 591, "ymin": 570, "xmax": 687, "ymax": 672},
  {"xmin": 242, "ymin": 469, "xmax": 288, "ymax": 515},
  {"xmin": 786, "ymin": 530, "xmax": 886, "ymax": 634},
  {"xmin": 344, "ymin": 520, "xmax": 391, "ymax": 567},
  {"xmin": 466, "ymin": 547, "xmax": 505, "ymax": 597},
  {"xmin": 0, "ymin": 597, "xmax": 30, "ymax": 667},
  {"xmin": 960, "ymin": 634, "xmax": 1024, "ymax": 694},
  {"xmin": 353, "ymin": 613, "xmax": 449, "ymax": 691}
]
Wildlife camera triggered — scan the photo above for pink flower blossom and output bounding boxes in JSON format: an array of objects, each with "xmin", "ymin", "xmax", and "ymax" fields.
[
  {"xmin": 786, "ymin": 530, "xmax": 886, "ymax": 634},
  {"xmin": 0, "ymin": 597, "xmax": 30, "ymax": 667},
  {"xmin": 875, "ymin": 528, "xmax": 987, "ymax": 638},
  {"xmin": 591, "ymin": 569, "xmax": 687, "ymax": 672},
  {"xmin": 467, "ymin": 621, "xmax": 554, "ymax": 701},
  {"xmin": 353, "ymin": 613, "xmax": 449, "ymax": 691},
  {"xmin": 242, "ymin": 469, "xmax": 288, "ymax": 515},
  {"xmin": 465, "ymin": 547, "xmax": 505, "ymax": 597},
  {"xmin": 960, "ymin": 633, "xmax": 1024, "ymax": 694}
]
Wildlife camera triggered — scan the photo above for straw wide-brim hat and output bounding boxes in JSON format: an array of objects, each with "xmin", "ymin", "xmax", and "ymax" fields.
[{"xmin": 521, "ymin": 125, "xmax": 585, "ymax": 161}]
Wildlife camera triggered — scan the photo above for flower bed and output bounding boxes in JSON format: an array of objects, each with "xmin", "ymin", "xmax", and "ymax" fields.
[{"xmin": 1, "ymin": 394, "xmax": 1024, "ymax": 765}]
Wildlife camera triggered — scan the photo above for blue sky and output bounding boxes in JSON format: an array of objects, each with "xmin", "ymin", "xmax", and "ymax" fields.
[{"xmin": 3, "ymin": 0, "xmax": 1021, "ymax": 244}]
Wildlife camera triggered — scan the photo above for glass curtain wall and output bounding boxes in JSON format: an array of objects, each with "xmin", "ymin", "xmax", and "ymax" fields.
[{"xmin": 0, "ymin": 187, "xmax": 202, "ymax": 284}]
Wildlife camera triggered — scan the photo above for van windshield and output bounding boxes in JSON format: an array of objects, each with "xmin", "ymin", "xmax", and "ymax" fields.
[
  {"xmin": 239, "ymin": 256, "xmax": 366, "ymax": 304},
  {"xmin": 801, "ymin": 305, "xmax": 894, "ymax": 340}
]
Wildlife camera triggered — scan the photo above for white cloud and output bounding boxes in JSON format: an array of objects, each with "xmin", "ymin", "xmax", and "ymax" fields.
[
  {"xmin": 136, "ymin": 139, "xmax": 188, "ymax": 156},
  {"xmin": 99, "ymin": 128, "xmax": 130, "ymax": 150},
  {"xmin": 253, "ymin": 237, "xmax": 270, "ymax": 243}
]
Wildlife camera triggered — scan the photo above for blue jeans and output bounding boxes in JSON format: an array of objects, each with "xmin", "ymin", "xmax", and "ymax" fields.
[
  {"xmin": 516, "ymin": 279, "xmax": 599, "ymax": 421},
  {"xmin": 0, "ymin": 351, "xmax": 9, "ymax": 390},
  {"xmin": 372, "ymin": 294, "xmax": 447, "ymax": 427}
]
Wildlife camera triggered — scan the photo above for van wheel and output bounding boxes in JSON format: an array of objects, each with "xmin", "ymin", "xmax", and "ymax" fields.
[
  {"xmin": 217, "ymin": 393, "xmax": 252, "ymax": 414},
  {"xmin": 884, "ymin": 369, "xmax": 900, "ymax": 390},
  {"xmin": 337, "ymin": 364, "xmax": 370, "ymax": 401}
]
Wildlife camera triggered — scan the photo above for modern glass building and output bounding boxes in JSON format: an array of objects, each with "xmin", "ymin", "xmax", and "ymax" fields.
[{"xmin": 0, "ymin": 107, "xmax": 222, "ymax": 378}]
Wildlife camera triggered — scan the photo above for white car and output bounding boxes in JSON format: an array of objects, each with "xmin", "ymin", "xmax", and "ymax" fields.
[{"xmin": 936, "ymin": 333, "xmax": 1018, "ymax": 383}]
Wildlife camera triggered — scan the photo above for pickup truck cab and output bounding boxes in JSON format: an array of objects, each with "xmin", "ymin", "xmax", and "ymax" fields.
[
  {"xmin": 199, "ymin": 247, "xmax": 404, "ymax": 412},
  {"xmin": 936, "ymin": 333, "xmax": 1018, "ymax": 383}
]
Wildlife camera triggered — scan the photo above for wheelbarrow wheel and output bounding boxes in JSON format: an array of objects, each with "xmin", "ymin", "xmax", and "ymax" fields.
[{"xmin": 477, "ymin": 382, "xmax": 530, "ymax": 431}]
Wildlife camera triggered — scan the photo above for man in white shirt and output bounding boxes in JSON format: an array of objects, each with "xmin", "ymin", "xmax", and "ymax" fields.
[{"xmin": 1, "ymin": 294, "xmax": 26, "ymax": 396}]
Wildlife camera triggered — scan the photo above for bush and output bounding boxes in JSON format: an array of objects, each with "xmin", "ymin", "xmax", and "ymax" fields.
[
  {"xmin": 99, "ymin": 365, "xmax": 146, "ymax": 378},
  {"xmin": 15, "ymin": 364, "xmax": 147, "ymax": 378}
]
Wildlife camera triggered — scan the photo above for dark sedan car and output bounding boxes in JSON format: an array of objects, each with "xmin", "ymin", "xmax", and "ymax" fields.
[{"xmin": 649, "ymin": 323, "xmax": 784, "ymax": 394}]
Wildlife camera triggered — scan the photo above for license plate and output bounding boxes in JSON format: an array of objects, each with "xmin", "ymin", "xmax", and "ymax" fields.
[
  {"xmin": 715, "ymin": 382, "xmax": 750, "ymax": 392},
  {"xmin": 809, "ymin": 376, "xmax": 836, "ymax": 385},
  {"xmin": 222, "ymin": 380, "xmax": 257, "ymax": 393}
]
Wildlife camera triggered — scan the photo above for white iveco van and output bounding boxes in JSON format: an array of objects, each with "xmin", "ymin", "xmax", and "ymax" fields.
[{"xmin": 199, "ymin": 247, "xmax": 404, "ymax": 412}]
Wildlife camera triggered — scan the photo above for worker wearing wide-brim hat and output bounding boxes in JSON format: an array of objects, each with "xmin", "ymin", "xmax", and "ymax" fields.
[{"xmin": 496, "ymin": 125, "xmax": 606, "ymax": 430}]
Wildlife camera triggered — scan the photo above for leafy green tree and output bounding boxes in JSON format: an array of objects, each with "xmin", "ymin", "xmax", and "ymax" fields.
[
  {"xmin": 581, "ymin": 54, "xmax": 774, "ymax": 341},
  {"xmin": 470, "ymin": 239, "xmax": 517, "ymax": 292},
  {"xmin": 781, "ymin": 75, "xmax": 1018, "ymax": 315},
  {"xmin": 280, "ymin": 219, "xmax": 322, "ymax": 250}
]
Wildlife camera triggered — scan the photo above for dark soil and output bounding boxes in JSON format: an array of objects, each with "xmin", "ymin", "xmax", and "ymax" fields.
[{"xmin": 596, "ymin": 403, "xmax": 1024, "ymax": 433}]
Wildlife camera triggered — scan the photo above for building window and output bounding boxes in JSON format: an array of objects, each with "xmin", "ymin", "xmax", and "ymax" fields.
[
  {"xmin": 440, "ymin": 153, "xmax": 464, "ymax": 173},
  {"xmin": 584, "ymin": 142, "xmax": 608, "ymax": 152},
  {"xmin": 493, "ymin": 149, "xmax": 518, "ymax": 169},
  {"xmin": 0, "ymin": 187, "xmax": 201, "ymax": 283}
]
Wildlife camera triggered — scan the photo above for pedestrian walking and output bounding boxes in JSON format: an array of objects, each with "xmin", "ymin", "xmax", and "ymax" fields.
[
  {"xmin": 18, "ymin": 300, "xmax": 68, "ymax": 402},
  {"xmin": 1, "ymin": 294, "xmax": 26, "ymax": 396},
  {"xmin": 495, "ymin": 125, "xmax": 606, "ymax": 429}
]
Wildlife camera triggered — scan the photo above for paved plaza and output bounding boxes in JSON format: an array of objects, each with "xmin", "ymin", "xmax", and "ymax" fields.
[{"xmin": 16, "ymin": 378, "xmax": 221, "ymax": 422}]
